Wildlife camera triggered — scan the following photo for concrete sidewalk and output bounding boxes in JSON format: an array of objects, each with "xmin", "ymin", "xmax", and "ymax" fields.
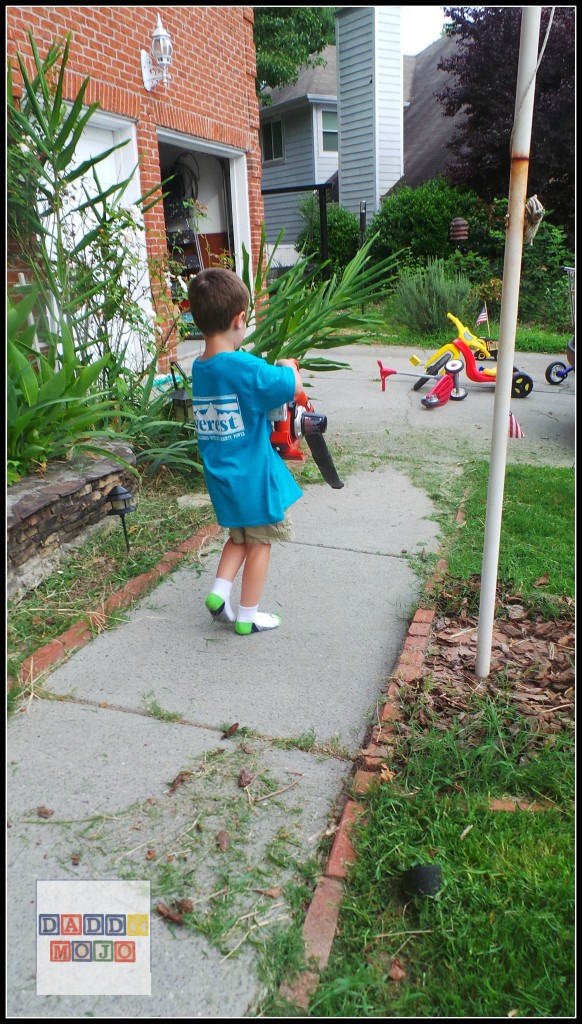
[
  {"xmin": 7, "ymin": 459, "xmax": 440, "ymax": 1017},
  {"xmin": 7, "ymin": 343, "xmax": 573, "ymax": 1016}
]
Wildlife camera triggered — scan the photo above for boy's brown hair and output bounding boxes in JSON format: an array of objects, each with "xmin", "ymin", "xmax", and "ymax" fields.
[{"xmin": 187, "ymin": 268, "xmax": 250, "ymax": 336}]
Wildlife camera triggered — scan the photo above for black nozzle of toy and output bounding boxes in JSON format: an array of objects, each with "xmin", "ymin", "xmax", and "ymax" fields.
[
  {"xmin": 300, "ymin": 412, "xmax": 327, "ymax": 436},
  {"xmin": 305, "ymin": 433, "xmax": 344, "ymax": 489}
]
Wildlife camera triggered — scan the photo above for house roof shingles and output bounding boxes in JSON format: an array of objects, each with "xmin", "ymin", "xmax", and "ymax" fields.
[
  {"xmin": 402, "ymin": 33, "xmax": 465, "ymax": 187},
  {"xmin": 261, "ymin": 37, "xmax": 466, "ymax": 187},
  {"xmin": 262, "ymin": 45, "xmax": 337, "ymax": 110}
]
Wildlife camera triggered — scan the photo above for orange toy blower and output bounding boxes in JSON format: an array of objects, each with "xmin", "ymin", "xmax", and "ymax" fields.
[{"xmin": 269, "ymin": 365, "xmax": 344, "ymax": 489}]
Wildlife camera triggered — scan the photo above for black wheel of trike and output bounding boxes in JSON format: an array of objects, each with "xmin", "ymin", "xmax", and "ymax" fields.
[
  {"xmin": 545, "ymin": 360, "xmax": 568, "ymax": 385},
  {"xmin": 511, "ymin": 372, "xmax": 534, "ymax": 398},
  {"xmin": 412, "ymin": 353, "xmax": 450, "ymax": 391},
  {"xmin": 450, "ymin": 387, "xmax": 468, "ymax": 401}
]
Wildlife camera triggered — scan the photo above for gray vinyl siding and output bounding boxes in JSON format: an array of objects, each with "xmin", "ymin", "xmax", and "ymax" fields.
[
  {"xmin": 376, "ymin": 6, "xmax": 403, "ymax": 193},
  {"xmin": 337, "ymin": 8, "xmax": 376, "ymax": 215},
  {"xmin": 261, "ymin": 106, "xmax": 315, "ymax": 246},
  {"xmin": 337, "ymin": 6, "xmax": 403, "ymax": 214}
]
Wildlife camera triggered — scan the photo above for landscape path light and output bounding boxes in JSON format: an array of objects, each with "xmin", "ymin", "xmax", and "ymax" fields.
[
  {"xmin": 107, "ymin": 484, "xmax": 136, "ymax": 554},
  {"xmin": 169, "ymin": 361, "xmax": 194, "ymax": 422}
]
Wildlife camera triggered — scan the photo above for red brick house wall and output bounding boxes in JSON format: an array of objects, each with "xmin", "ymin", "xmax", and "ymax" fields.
[{"xmin": 7, "ymin": 5, "xmax": 264, "ymax": 369}]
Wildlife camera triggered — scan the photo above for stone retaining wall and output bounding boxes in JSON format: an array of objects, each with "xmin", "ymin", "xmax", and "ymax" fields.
[{"xmin": 7, "ymin": 443, "xmax": 138, "ymax": 600}]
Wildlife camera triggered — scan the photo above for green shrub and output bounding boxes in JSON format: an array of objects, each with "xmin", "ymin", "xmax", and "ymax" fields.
[
  {"xmin": 392, "ymin": 258, "xmax": 472, "ymax": 335},
  {"xmin": 369, "ymin": 182, "xmax": 573, "ymax": 331},
  {"xmin": 7, "ymin": 288, "xmax": 122, "ymax": 484},
  {"xmin": 295, "ymin": 196, "xmax": 360, "ymax": 276},
  {"xmin": 366, "ymin": 178, "xmax": 487, "ymax": 263},
  {"xmin": 461, "ymin": 199, "xmax": 573, "ymax": 329}
]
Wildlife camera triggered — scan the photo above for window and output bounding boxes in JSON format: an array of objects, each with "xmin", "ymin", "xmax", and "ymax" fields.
[
  {"xmin": 261, "ymin": 120, "xmax": 283, "ymax": 162},
  {"xmin": 321, "ymin": 110, "xmax": 338, "ymax": 153}
]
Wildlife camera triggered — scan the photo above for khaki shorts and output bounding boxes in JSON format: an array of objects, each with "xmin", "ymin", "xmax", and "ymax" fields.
[{"xmin": 229, "ymin": 510, "xmax": 295, "ymax": 545}]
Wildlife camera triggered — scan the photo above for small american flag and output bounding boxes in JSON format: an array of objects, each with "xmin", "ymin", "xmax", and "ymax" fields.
[
  {"xmin": 508, "ymin": 411, "xmax": 525, "ymax": 438},
  {"xmin": 476, "ymin": 304, "xmax": 488, "ymax": 327}
]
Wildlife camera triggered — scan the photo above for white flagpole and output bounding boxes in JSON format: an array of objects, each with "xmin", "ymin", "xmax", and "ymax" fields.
[
  {"xmin": 475, "ymin": 7, "xmax": 542, "ymax": 679},
  {"xmin": 485, "ymin": 301, "xmax": 491, "ymax": 337}
]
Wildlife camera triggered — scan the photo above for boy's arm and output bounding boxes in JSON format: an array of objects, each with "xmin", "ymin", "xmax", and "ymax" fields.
[{"xmin": 276, "ymin": 358, "xmax": 303, "ymax": 399}]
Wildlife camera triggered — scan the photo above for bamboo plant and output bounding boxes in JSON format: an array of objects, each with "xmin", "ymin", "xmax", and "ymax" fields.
[{"xmin": 241, "ymin": 224, "xmax": 402, "ymax": 371}]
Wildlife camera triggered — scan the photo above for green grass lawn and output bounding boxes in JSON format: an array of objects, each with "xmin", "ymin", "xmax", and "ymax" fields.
[
  {"xmin": 261, "ymin": 461, "xmax": 575, "ymax": 1018},
  {"xmin": 310, "ymin": 780, "xmax": 574, "ymax": 1018},
  {"xmin": 374, "ymin": 314, "xmax": 570, "ymax": 355},
  {"xmin": 445, "ymin": 462, "xmax": 575, "ymax": 618}
]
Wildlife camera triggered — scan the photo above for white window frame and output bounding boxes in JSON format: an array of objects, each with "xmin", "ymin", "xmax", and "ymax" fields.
[
  {"xmin": 319, "ymin": 108, "xmax": 338, "ymax": 156},
  {"xmin": 46, "ymin": 108, "xmax": 154, "ymax": 370}
]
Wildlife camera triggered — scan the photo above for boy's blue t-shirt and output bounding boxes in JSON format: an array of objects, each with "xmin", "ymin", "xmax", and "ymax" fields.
[{"xmin": 191, "ymin": 350, "xmax": 303, "ymax": 528}]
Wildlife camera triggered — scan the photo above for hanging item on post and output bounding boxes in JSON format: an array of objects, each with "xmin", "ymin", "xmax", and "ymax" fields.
[
  {"xmin": 523, "ymin": 194, "xmax": 545, "ymax": 244},
  {"xmin": 168, "ymin": 361, "xmax": 194, "ymax": 422}
]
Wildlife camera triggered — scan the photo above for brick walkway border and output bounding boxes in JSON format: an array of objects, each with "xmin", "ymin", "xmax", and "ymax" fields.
[{"xmin": 13, "ymin": 524, "xmax": 222, "ymax": 687}]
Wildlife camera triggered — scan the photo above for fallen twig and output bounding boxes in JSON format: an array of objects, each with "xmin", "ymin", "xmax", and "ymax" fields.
[
  {"xmin": 253, "ymin": 777, "xmax": 303, "ymax": 803},
  {"xmin": 221, "ymin": 913, "xmax": 290, "ymax": 960}
]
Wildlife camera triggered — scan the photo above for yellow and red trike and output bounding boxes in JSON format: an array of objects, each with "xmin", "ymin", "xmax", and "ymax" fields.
[
  {"xmin": 377, "ymin": 313, "xmax": 534, "ymax": 404},
  {"xmin": 410, "ymin": 313, "xmax": 533, "ymax": 399}
]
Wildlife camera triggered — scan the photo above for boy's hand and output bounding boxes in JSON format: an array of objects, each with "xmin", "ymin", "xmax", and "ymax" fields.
[{"xmin": 276, "ymin": 358, "xmax": 303, "ymax": 397}]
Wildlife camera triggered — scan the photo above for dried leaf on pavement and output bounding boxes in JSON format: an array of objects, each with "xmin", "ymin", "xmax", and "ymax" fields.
[
  {"xmin": 216, "ymin": 830, "xmax": 230, "ymax": 851},
  {"xmin": 222, "ymin": 722, "xmax": 240, "ymax": 739},
  {"xmin": 168, "ymin": 771, "xmax": 193, "ymax": 793},
  {"xmin": 238, "ymin": 769, "xmax": 254, "ymax": 789},
  {"xmin": 176, "ymin": 899, "xmax": 194, "ymax": 914},
  {"xmin": 156, "ymin": 902, "xmax": 185, "ymax": 925}
]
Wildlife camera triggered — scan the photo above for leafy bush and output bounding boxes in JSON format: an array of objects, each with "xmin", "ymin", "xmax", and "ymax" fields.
[
  {"xmin": 367, "ymin": 178, "xmax": 487, "ymax": 264},
  {"xmin": 7, "ymin": 289, "xmax": 122, "ymax": 484},
  {"xmin": 7, "ymin": 30, "xmax": 193, "ymax": 483},
  {"xmin": 391, "ymin": 258, "xmax": 472, "ymax": 335},
  {"xmin": 369, "ymin": 181, "xmax": 573, "ymax": 331},
  {"xmin": 295, "ymin": 196, "xmax": 361, "ymax": 276}
]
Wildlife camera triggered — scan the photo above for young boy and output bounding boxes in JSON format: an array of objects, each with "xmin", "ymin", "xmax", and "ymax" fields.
[{"xmin": 188, "ymin": 267, "xmax": 303, "ymax": 635}]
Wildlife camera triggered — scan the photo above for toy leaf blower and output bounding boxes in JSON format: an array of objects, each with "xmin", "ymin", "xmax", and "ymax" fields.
[{"xmin": 269, "ymin": 366, "xmax": 344, "ymax": 489}]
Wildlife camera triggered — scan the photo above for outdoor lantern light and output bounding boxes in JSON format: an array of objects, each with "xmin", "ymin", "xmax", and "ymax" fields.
[
  {"xmin": 450, "ymin": 217, "xmax": 469, "ymax": 242},
  {"xmin": 141, "ymin": 14, "xmax": 173, "ymax": 91},
  {"xmin": 107, "ymin": 484, "xmax": 136, "ymax": 554},
  {"xmin": 169, "ymin": 361, "xmax": 194, "ymax": 422}
]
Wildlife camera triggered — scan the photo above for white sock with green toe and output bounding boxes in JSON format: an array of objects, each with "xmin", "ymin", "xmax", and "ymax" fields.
[
  {"xmin": 235, "ymin": 605, "xmax": 281, "ymax": 635},
  {"xmin": 205, "ymin": 578, "xmax": 235, "ymax": 623}
]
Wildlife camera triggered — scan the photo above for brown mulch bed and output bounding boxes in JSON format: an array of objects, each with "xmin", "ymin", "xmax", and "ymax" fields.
[{"xmin": 404, "ymin": 599, "xmax": 575, "ymax": 737}]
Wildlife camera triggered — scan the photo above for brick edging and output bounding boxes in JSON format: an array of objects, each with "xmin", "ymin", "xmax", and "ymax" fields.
[
  {"xmin": 13, "ymin": 523, "xmax": 222, "ymax": 687},
  {"xmin": 278, "ymin": 599, "xmax": 439, "ymax": 1009}
]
